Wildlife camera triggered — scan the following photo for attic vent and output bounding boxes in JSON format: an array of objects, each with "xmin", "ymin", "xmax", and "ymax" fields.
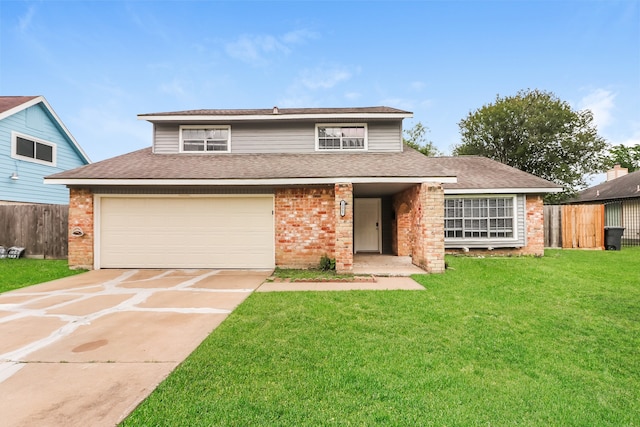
[{"xmin": 272, "ymin": 106, "xmax": 279, "ymax": 114}]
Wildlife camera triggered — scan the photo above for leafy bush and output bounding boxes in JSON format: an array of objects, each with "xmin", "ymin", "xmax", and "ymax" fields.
[{"xmin": 319, "ymin": 255, "xmax": 336, "ymax": 271}]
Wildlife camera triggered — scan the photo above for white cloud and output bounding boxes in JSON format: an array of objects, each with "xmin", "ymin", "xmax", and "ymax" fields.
[
  {"xmin": 70, "ymin": 106, "xmax": 150, "ymax": 161},
  {"xmin": 225, "ymin": 29, "xmax": 318, "ymax": 66},
  {"xmin": 18, "ymin": 5, "xmax": 36, "ymax": 32},
  {"xmin": 160, "ymin": 78, "xmax": 187, "ymax": 98},
  {"xmin": 299, "ymin": 67, "xmax": 352, "ymax": 90},
  {"xmin": 345, "ymin": 92, "xmax": 361, "ymax": 101},
  {"xmin": 410, "ymin": 81, "xmax": 426, "ymax": 92},
  {"xmin": 579, "ymin": 88, "xmax": 616, "ymax": 130}
]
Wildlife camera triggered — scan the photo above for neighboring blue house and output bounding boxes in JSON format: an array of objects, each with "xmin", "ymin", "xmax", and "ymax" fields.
[{"xmin": 0, "ymin": 96, "xmax": 90, "ymax": 204}]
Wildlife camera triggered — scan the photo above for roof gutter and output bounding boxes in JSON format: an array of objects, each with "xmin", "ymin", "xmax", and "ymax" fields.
[
  {"xmin": 444, "ymin": 187, "xmax": 564, "ymax": 194},
  {"xmin": 44, "ymin": 176, "xmax": 457, "ymax": 186}
]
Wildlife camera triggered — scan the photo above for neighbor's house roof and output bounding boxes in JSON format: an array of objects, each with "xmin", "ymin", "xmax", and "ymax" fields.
[
  {"xmin": 571, "ymin": 169, "xmax": 640, "ymax": 203},
  {"xmin": 138, "ymin": 106, "xmax": 413, "ymax": 122},
  {"xmin": 0, "ymin": 96, "xmax": 91, "ymax": 163},
  {"xmin": 45, "ymin": 145, "xmax": 457, "ymax": 186},
  {"xmin": 438, "ymin": 156, "xmax": 563, "ymax": 194}
]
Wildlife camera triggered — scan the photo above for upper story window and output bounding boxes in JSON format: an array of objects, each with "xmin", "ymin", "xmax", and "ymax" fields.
[
  {"xmin": 180, "ymin": 126, "xmax": 230, "ymax": 153},
  {"xmin": 11, "ymin": 132, "xmax": 56, "ymax": 166},
  {"xmin": 316, "ymin": 124, "xmax": 367, "ymax": 151},
  {"xmin": 445, "ymin": 197, "xmax": 515, "ymax": 239}
]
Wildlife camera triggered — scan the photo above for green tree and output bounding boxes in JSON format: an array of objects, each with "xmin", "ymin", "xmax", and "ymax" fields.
[
  {"xmin": 454, "ymin": 89, "xmax": 608, "ymax": 202},
  {"xmin": 605, "ymin": 144, "xmax": 640, "ymax": 172},
  {"xmin": 403, "ymin": 122, "xmax": 441, "ymax": 156}
]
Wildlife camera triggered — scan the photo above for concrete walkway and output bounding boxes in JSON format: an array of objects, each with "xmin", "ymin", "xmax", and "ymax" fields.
[
  {"xmin": 257, "ymin": 276, "xmax": 425, "ymax": 292},
  {"xmin": 0, "ymin": 269, "xmax": 270, "ymax": 427}
]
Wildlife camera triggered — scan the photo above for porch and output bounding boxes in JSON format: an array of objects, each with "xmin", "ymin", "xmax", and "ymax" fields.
[{"xmin": 352, "ymin": 254, "xmax": 427, "ymax": 276}]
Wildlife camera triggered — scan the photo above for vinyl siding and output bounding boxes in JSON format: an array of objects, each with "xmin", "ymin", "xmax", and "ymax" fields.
[
  {"xmin": 152, "ymin": 120, "xmax": 403, "ymax": 154},
  {"xmin": 0, "ymin": 103, "xmax": 88, "ymax": 204},
  {"xmin": 444, "ymin": 194, "xmax": 526, "ymax": 249}
]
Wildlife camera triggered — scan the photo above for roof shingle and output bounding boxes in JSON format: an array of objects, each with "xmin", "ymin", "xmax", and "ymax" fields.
[
  {"xmin": 47, "ymin": 146, "xmax": 455, "ymax": 180},
  {"xmin": 572, "ymin": 170, "xmax": 640, "ymax": 202},
  {"xmin": 438, "ymin": 156, "xmax": 562, "ymax": 190}
]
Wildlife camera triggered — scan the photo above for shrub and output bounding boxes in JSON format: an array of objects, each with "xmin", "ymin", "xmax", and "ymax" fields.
[{"xmin": 319, "ymin": 255, "xmax": 336, "ymax": 271}]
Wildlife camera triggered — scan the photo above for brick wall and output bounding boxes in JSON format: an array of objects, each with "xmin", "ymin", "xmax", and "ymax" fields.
[
  {"xmin": 334, "ymin": 183, "xmax": 353, "ymax": 273},
  {"xmin": 393, "ymin": 183, "xmax": 445, "ymax": 273},
  {"xmin": 275, "ymin": 186, "xmax": 336, "ymax": 269},
  {"xmin": 445, "ymin": 194, "xmax": 546, "ymax": 257},
  {"xmin": 68, "ymin": 188, "xmax": 94, "ymax": 269}
]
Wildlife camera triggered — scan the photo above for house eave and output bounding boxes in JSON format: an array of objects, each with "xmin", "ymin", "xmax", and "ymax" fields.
[
  {"xmin": 138, "ymin": 112, "xmax": 413, "ymax": 122},
  {"xmin": 444, "ymin": 187, "xmax": 563, "ymax": 195},
  {"xmin": 45, "ymin": 176, "xmax": 457, "ymax": 187}
]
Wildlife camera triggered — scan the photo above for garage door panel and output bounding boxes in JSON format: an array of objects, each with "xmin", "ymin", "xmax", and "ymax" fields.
[{"xmin": 100, "ymin": 197, "xmax": 274, "ymax": 269}]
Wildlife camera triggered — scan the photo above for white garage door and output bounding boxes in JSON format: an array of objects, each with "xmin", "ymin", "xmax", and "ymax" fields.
[{"xmin": 99, "ymin": 196, "xmax": 274, "ymax": 269}]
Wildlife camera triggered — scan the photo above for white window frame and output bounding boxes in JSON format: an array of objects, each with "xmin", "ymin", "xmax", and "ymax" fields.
[
  {"xmin": 11, "ymin": 131, "xmax": 57, "ymax": 166},
  {"xmin": 179, "ymin": 125, "xmax": 231, "ymax": 153},
  {"xmin": 444, "ymin": 195, "xmax": 518, "ymax": 242},
  {"xmin": 315, "ymin": 123, "xmax": 368, "ymax": 151}
]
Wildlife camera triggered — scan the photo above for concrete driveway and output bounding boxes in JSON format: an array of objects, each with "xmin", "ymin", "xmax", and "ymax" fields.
[{"xmin": 0, "ymin": 269, "xmax": 270, "ymax": 427}]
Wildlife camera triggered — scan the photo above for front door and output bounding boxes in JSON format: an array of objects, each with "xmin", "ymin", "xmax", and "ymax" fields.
[{"xmin": 354, "ymin": 198, "xmax": 381, "ymax": 253}]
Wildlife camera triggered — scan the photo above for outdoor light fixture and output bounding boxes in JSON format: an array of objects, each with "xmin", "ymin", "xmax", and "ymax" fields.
[
  {"xmin": 340, "ymin": 199, "xmax": 347, "ymax": 217},
  {"xmin": 10, "ymin": 172, "xmax": 19, "ymax": 180}
]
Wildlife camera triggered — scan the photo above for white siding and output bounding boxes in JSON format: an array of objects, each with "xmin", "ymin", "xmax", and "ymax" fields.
[
  {"xmin": 153, "ymin": 123, "xmax": 179, "ymax": 153},
  {"xmin": 151, "ymin": 120, "xmax": 404, "ymax": 154},
  {"xmin": 368, "ymin": 121, "xmax": 403, "ymax": 152}
]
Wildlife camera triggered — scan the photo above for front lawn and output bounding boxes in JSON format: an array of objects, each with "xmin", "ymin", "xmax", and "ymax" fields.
[
  {"xmin": 0, "ymin": 259, "xmax": 84, "ymax": 293},
  {"xmin": 123, "ymin": 249, "xmax": 640, "ymax": 426}
]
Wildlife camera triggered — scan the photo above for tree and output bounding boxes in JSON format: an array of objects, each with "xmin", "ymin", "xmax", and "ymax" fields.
[
  {"xmin": 605, "ymin": 144, "xmax": 640, "ymax": 172},
  {"xmin": 454, "ymin": 89, "xmax": 608, "ymax": 202},
  {"xmin": 403, "ymin": 122, "xmax": 441, "ymax": 156}
]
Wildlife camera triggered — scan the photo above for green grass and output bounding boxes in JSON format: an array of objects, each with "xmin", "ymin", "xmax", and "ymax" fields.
[
  {"xmin": 123, "ymin": 249, "xmax": 640, "ymax": 426},
  {"xmin": 0, "ymin": 258, "xmax": 84, "ymax": 293}
]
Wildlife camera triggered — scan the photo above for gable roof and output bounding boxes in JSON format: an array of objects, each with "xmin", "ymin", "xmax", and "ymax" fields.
[
  {"xmin": 139, "ymin": 106, "xmax": 412, "ymax": 122},
  {"xmin": 0, "ymin": 96, "xmax": 40, "ymax": 116},
  {"xmin": 45, "ymin": 145, "xmax": 456, "ymax": 185},
  {"xmin": 572, "ymin": 169, "xmax": 640, "ymax": 202},
  {"xmin": 437, "ymin": 156, "xmax": 563, "ymax": 194},
  {"xmin": 0, "ymin": 96, "xmax": 91, "ymax": 164}
]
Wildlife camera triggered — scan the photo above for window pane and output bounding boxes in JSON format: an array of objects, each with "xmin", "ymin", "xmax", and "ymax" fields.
[
  {"xmin": 35, "ymin": 142, "xmax": 53, "ymax": 162},
  {"xmin": 16, "ymin": 137, "xmax": 34, "ymax": 158},
  {"xmin": 183, "ymin": 141, "xmax": 204, "ymax": 151}
]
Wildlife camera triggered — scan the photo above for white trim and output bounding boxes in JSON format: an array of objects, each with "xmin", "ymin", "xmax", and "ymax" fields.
[
  {"xmin": 179, "ymin": 124, "xmax": 231, "ymax": 153},
  {"xmin": 93, "ymin": 193, "xmax": 275, "ymax": 270},
  {"xmin": 138, "ymin": 112, "xmax": 413, "ymax": 122},
  {"xmin": 1, "ymin": 96, "xmax": 91, "ymax": 163},
  {"xmin": 444, "ymin": 194, "xmax": 520, "ymax": 242},
  {"xmin": 45, "ymin": 176, "xmax": 458, "ymax": 186},
  {"xmin": 11, "ymin": 131, "xmax": 57, "ymax": 167},
  {"xmin": 315, "ymin": 123, "xmax": 368, "ymax": 151},
  {"xmin": 445, "ymin": 187, "xmax": 563, "ymax": 194}
]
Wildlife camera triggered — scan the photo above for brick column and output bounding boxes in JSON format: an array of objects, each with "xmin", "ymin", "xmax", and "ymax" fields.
[
  {"xmin": 525, "ymin": 194, "xmax": 544, "ymax": 256},
  {"xmin": 334, "ymin": 183, "xmax": 353, "ymax": 273},
  {"xmin": 420, "ymin": 183, "xmax": 445, "ymax": 273},
  {"xmin": 68, "ymin": 188, "xmax": 94, "ymax": 270}
]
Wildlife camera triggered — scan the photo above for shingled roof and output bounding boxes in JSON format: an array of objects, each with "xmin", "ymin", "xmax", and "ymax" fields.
[
  {"xmin": 138, "ymin": 106, "xmax": 411, "ymax": 118},
  {"xmin": 438, "ymin": 156, "xmax": 562, "ymax": 192},
  {"xmin": 0, "ymin": 96, "xmax": 39, "ymax": 115},
  {"xmin": 572, "ymin": 169, "xmax": 640, "ymax": 202},
  {"xmin": 46, "ymin": 145, "xmax": 455, "ymax": 181}
]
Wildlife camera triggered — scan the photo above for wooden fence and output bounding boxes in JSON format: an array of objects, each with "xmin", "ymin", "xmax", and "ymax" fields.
[
  {"xmin": 0, "ymin": 204, "xmax": 68, "ymax": 259},
  {"xmin": 544, "ymin": 204, "xmax": 605, "ymax": 249}
]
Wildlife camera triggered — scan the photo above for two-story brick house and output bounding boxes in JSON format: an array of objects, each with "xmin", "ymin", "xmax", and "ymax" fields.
[{"xmin": 45, "ymin": 106, "xmax": 560, "ymax": 272}]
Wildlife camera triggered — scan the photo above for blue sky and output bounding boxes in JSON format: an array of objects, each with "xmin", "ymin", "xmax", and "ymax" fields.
[{"xmin": 1, "ymin": 0, "xmax": 638, "ymax": 164}]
